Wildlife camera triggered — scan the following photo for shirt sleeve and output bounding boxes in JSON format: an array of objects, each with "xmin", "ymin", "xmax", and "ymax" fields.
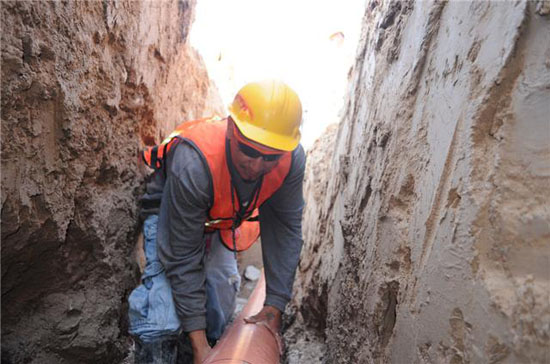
[
  {"xmin": 259, "ymin": 144, "xmax": 306, "ymax": 312},
  {"xmin": 156, "ymin": 142, "xmax": 212, "ymax": 333}
]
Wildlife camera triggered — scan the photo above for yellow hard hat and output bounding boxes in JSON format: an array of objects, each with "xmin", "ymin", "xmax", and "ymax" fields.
[{"xmin": 228, "ymin": 80, "xmax": 302, "ymax": 151}]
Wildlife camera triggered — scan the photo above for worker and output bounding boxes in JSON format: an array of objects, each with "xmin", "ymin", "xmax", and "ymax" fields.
[{"xmin": 128, "ymin": 80, "xmax": 306, "ymax": 364}]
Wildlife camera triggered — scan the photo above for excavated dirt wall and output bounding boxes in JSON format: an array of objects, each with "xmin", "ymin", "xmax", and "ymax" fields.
[
  {"xmin": 1, "ymin": 1, "xmax": 222, "ymax": 363},
  {"xmin": 289, "ymin": 1, "xmax": 549, "ymax": 363}
]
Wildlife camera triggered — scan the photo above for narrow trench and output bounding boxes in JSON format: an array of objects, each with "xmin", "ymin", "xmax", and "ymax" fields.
[{"xmin": 2, "ymin": 1, "xmax": 547, "ymax": 364}]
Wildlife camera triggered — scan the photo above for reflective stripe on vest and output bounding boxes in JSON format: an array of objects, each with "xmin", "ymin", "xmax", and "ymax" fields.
[{"xmin": 141, "ymin": 117, "xmax": 293, "ymax": 251}]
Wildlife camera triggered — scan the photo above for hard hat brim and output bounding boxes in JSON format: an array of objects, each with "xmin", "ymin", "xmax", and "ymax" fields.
[{"xmin": 230, "ymin": 112, "xmax": 300, "ymax": 152}]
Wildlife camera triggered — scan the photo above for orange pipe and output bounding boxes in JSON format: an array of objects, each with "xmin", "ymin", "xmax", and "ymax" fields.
[{"xmin": 203, "ymin": 272, "xmax": 280, "ymax": 364}]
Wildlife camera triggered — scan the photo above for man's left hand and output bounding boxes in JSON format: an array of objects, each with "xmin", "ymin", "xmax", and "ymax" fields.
[{"xmin": 243, "ymin": 305, "xmax": 283, "ymax": 354}]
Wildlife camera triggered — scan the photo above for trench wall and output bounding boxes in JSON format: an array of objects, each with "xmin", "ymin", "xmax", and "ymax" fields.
[
  {"xmin": 1, "ymin": 1, "xmax": 222, "ymax": 362},
  {"xmin": 292, "ymin": 1, "xmax": 550, "ymax": 363}
]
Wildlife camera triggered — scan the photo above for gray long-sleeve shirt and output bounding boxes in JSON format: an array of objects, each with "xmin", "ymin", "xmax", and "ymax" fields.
[{"xmin": 152, "ymin": 138, "xmax": 306, "ymax": 333}]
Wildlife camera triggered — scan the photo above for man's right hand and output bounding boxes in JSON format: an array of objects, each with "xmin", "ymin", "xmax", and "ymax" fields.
[{"xmin": 189, "ymin": 329, "xmax": 211, "ymax": 364}]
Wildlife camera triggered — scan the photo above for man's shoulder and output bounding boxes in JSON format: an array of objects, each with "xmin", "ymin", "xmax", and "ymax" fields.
[{"xmin": 168, "ymin": 141, "xmax": 210, "ymax": 181}]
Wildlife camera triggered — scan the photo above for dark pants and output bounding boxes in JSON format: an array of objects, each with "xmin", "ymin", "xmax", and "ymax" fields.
[{"xmin": 134, "ymin": 334, "xmax": 194, "ymax": 364}]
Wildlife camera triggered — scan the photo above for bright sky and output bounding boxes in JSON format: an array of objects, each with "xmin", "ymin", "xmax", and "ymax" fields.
[{"xmin": 190, "ymin": 0, "xmax": 365, "ymax": 150}]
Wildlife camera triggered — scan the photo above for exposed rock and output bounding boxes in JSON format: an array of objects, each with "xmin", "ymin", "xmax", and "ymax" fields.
[
  {"xmin": 1, "ymin": 1, "xmax": 223, "ymax": 363},
  {"xmin": 289, "ymin": 1, "xmax": 550, "ymax": 363}
]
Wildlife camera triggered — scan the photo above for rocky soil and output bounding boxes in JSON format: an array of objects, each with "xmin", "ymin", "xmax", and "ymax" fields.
[
  {"xmin": 287, "ymin": 1, "xmax": 550, "ymax": 363},
  {"xmin": 283, "ymin": 124, "xmax": 339, "ymax": 364},
  {"xmin": 1, "ymin": 1, "xmax": 222, "ymax": 363}
]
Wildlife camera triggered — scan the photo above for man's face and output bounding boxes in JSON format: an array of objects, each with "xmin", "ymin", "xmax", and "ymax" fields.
[{"xmin": 228, "ymin": 121, "xmax": 284, "ymax": 182}]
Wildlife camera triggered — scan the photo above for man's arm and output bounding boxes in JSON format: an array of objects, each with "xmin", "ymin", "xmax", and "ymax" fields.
[
  {"xmin": 156, "ymin": 143, "xmax": 212, "ymax": 358},
  {"xmin": 258, "ymin": 145, "xmax": 306, "ymax": 312}
]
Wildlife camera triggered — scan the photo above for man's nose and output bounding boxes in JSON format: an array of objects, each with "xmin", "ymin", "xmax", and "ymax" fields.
[{"xmin": 249, "ymin": 157, "xmax": 265, "ymax": 173}]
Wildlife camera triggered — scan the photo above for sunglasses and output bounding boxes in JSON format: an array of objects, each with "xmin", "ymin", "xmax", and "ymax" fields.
[{"xmin": 237, "ymin": 142, "xmax": 283, "ymax": 161}]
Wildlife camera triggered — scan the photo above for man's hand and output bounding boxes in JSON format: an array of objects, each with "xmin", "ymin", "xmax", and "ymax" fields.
[
  {"xmin": 243, "ymin": 305, "xmax": 284, "ymax": 354},
  {"xmin": 189, "ymin": 330, "xmax": 211, "ymax": 364}
]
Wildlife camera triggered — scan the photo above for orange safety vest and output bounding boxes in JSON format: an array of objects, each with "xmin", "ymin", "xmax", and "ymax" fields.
[{"xmin": 142, "ymin": 117, "xmax": 292, "ymax": 252}]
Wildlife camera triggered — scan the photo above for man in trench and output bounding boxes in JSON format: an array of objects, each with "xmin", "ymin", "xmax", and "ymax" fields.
[{"xmin": 128, "ymin": 80, "xmax": 306, "ymax": 363}]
